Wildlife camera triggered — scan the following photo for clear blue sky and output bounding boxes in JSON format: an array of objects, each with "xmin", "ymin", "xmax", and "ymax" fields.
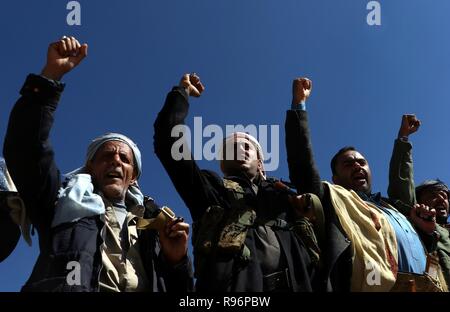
[{"xmin": 1, "ymin": 0, "xmax": 450, "ymax": 291}]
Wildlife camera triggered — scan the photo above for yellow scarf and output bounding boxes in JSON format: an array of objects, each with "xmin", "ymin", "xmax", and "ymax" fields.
[{"xmin": 325, "ymin": 182, "xmax": 398, "ymax": 291}]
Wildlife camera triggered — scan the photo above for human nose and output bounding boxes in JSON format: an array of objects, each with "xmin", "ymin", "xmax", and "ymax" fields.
[
  {"xmin": 110, "ymin": 152, "xmax": 122, "ymax": 166},
  {"xmin": 436, "ymin": 191, "xmax": 448, "ymax": 204},
  {"xmin": 235, "ymin": 143, "xmax": 249, "ymax": 160},
  {"xmin": 352, "ymin": 161, "xmax": 362, "ymax": 170}
]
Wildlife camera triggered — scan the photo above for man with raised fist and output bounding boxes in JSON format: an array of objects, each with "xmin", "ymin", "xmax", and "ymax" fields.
[
  {"xmin": 3, "ymin": 37, "xmax": 193, "ymax": 292},
  {"xmin": 388, "ymin": 114, "xmax": 450, "ymax": 289},
  {"xmin": 154, "ymin": 73, "xmax": 319, "ymax": 292},
  {"xmin": 285, "ymin": 77, "xmax": 439, "ymax": 291}
]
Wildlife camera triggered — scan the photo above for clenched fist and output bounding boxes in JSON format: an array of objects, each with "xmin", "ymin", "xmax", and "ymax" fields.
[
  {"xmin": 179, "ymin": 73, "xmax": 205, "ymax": 97},
  {"xmin": 410, "ymin": 203, "xmax": 436, "ymax": 235},
  {"xmin": 398, "ymin": 114, "xmax": 421, "ymax": 139},
  {"xmin": 289, "ymin": 193, "xmax": 317, "ymax": 222},
  {"xmin": 159, "ymin": 218, "xmax": 190, "ymax": 265},
  {"xmin": 41, "ymin": 36, "xmax": 88, "ymax": 81},
  {"xmin": 292, "ymin": 77, "xmax": 312, "ymax": 105}
]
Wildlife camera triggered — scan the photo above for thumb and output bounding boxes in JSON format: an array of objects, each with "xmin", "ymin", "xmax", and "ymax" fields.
[
  {"xmin": 304, "ymin": 79, "xmax": 312, "ymax": 90},
  {"xmin": 80, "ymin": 43, "xmax": 88, "ymax": 57},
  {"xmin": 429, "ymin": 208, "xmax": 437, "ymax": 217},
  {"xmin": 73, "ymin": 43, "xmax": 88, "ymax": 65},
  {"xmin": 189, "ymin": 85, "xmax": 201, "ymax": 97}
]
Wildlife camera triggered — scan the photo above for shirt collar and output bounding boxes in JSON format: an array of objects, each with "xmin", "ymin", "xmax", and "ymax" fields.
[{"xmin": 357, "ymin": 191, "xmax": 382, "ymax": 205}]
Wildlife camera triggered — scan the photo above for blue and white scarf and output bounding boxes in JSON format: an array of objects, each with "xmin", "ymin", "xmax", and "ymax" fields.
[{"xmin": 52, "ymin": 133, "xmax": 144, "ymax": 227}]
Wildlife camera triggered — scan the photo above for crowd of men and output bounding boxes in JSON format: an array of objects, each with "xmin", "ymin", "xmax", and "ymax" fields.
[{"xmin": 1, "ymin": 36, "xmax": 449, "ymax": 292}]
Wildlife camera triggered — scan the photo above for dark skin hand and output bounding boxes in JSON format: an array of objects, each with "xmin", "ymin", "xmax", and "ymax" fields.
[
  {"xmin": 409, "ymin": 203, "xmax": 436, "ymax": 235},
  {"xmin": 158, "ymin": 217, "xmax": 190, "ymax": 265},
  {"xmin": 398, "ymin": 114, "xmax": 421, "ymax": 139},
  {"xmin": 41, "ymin": 36, "xmax": 88, "ymax": 81},
  {"xmin": 180, "ymin": 73, "xmax": 205, "ymax": 97}
]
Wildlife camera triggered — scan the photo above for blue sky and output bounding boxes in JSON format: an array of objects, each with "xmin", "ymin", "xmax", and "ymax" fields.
[{"xmin": 1, "ymin": 0, "xmax": 450, "ymax": 291}]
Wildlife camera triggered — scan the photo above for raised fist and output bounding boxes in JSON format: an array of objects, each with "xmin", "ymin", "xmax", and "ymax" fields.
[
  {"xmin": 179, "ymin": 73, "xmax": 205, "ymax": 97},
  {"xmin": 398, "ymin": 114, "xmax": 421, "ymax": 139},
  {"xmin": 410, "ymin": 203, "xmax": 436, "ymax": 235},
  {"xmin": 41, "ymin": 36, "xmax": 88, "ymax": 81},
  {"xmin": 292, "ymin": 77, "xmax": 312, "ymax": 105},
  {"xmin": 158, "ymin": 217, "xmax": 189, "ymax": 265}
]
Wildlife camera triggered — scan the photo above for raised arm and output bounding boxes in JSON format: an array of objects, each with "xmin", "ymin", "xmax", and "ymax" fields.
[
  {"xmin": 285, "ymin": 77, "xmax": 324, "ymax": 199},
  {"xmin": 3, "ymin": 37, "xmax": 87, "ymax": 242},
  {"xmin": 154, "ymin": 74, "xmax": 223, "ymax": 221},
  {"xmin": 387, "ymin": 114, "xmax": 421, "ymax": 208},
  {"xmin": 387, "ymin": 115, "xmax": 439, "ymax": 248}
]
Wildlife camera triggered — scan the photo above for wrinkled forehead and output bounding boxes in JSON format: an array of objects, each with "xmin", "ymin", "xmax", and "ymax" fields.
[{"xmin": 94, "ymin": 140, "xmax": 134, "ymax": 157}]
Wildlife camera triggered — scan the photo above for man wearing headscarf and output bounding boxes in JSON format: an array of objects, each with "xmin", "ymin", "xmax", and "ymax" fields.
[
  {"xmin": 415, "ymin": 180, "xmax": 449, "ymax": 226},
  {"xmin": 3, "ymin": 36, "xmax": 193, "ymax": 292},
  {"xmin": 154, "ymin": 73, "xmax": 319, "ymax": 292},
  {"xmin": 388, "ymin": 114, "xmax": 450, "ymax": 290}
]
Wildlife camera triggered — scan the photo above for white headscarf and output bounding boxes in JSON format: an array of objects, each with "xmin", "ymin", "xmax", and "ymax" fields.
[
  {"xmin": 86, "ymin": 133, "xmax": 142, "ymax": 178},
  {"xmin": 221, "ymin": 132, "xmax": 266, "ymax": 180},
  {"xmin": 52, "ymin": 133, "xmax": 144, "ymax": 227}
]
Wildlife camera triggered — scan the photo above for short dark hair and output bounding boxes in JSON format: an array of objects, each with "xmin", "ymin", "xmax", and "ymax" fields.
[{"xmin": 330, "ymin": 146, "xmax": 356, "ymax": 176}]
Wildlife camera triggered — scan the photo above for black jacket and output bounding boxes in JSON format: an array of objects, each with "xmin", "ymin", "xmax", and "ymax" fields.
[
  {"xmin": 154, "ymin": 87, "xmax": 315, "ymax": 292},
  {"xmin": 285, "ymin": 109, "xmax": 352, "ymax": 292},
  {"xmin": 3, "ymin": 74, "xmax": 193, "ymax": 292}
]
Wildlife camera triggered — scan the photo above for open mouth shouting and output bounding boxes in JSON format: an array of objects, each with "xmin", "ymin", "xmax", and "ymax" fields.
[
  {"xmin": 105, "ymin": 169, "xmax": 123, "ymax": 181},
  {"xmin": 352, "ymin": 170, "xmax": 367, "ymax": 186}
]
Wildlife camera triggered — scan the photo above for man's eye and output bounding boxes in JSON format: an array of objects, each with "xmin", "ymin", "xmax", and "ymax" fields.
[{"xmin": 120, "ymin": 155, "xmax": 130, "ymax": 163}]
